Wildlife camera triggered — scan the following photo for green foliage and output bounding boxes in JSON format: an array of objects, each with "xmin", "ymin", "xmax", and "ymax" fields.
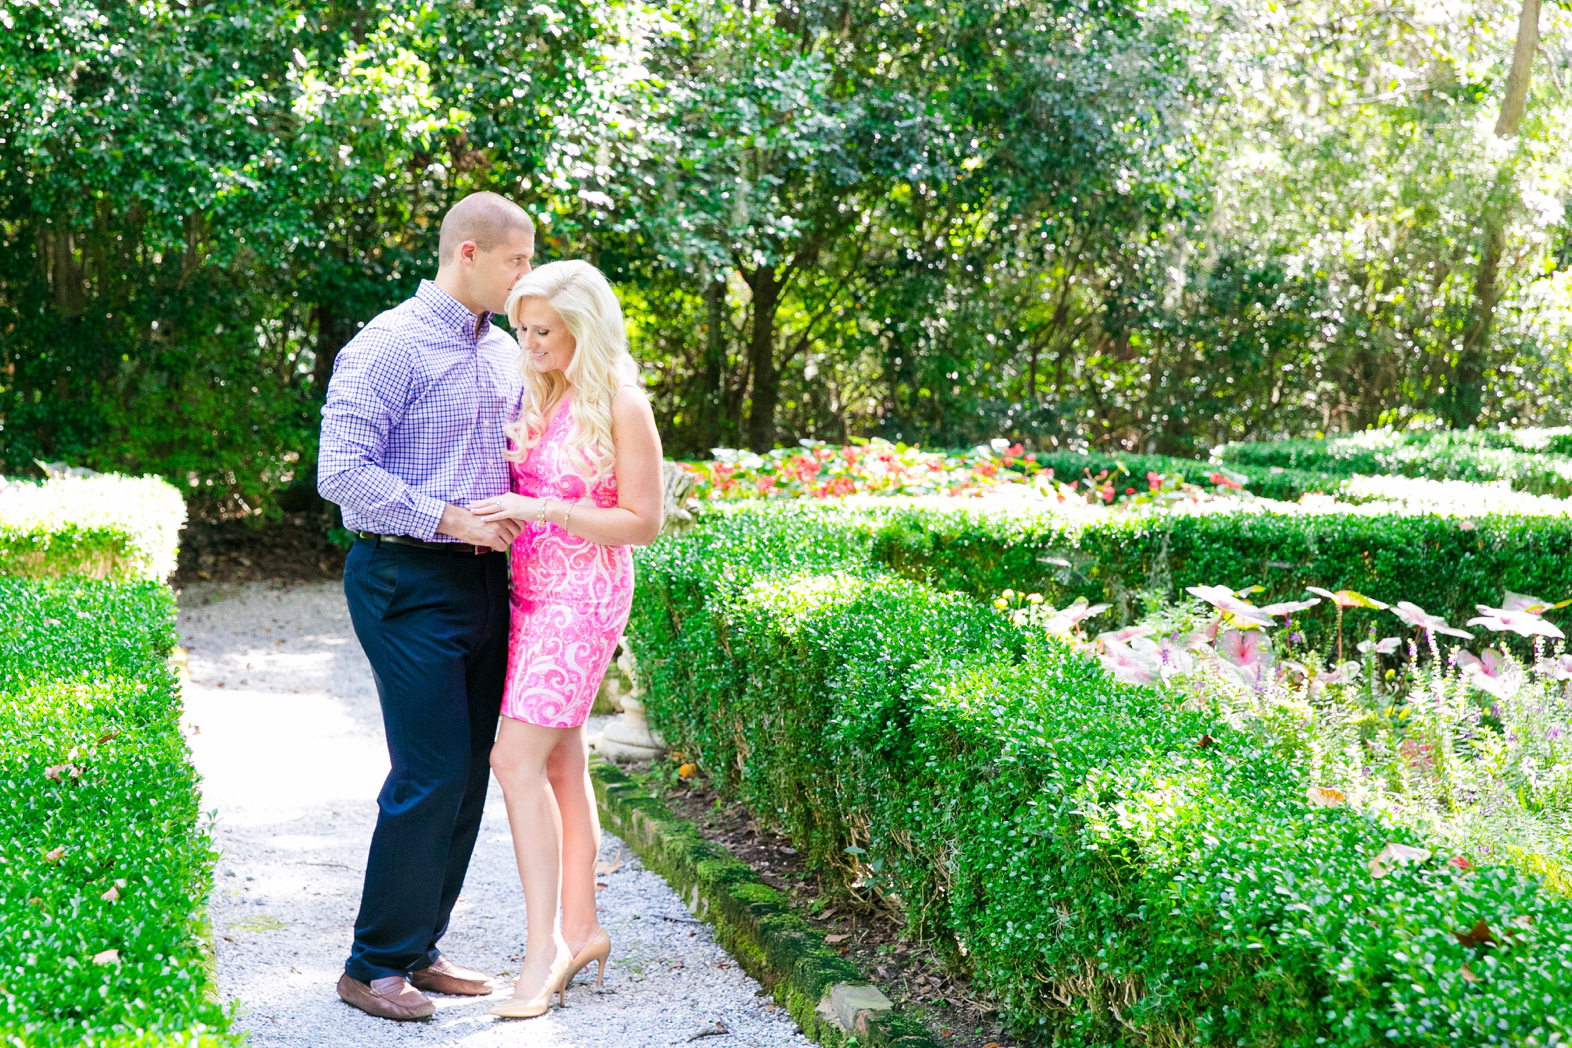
[
  {"xmin": 630, "ymin": 505, "xmax": 1572, "ymax": 1045},
  {"xmin": 869, "ymin": 500, "xmax": 1572, "ymax": 652},
  {"xmin": 0, "ymin": 475, "xmax": 186, "ymax": 581},
  {"xmin": 0, "ymin": 0, "xmax": 602, "ymax": 519},
  {"xmin": 1217, "ymin": 427, "xmax": 1572, "ymax": 496},
  {"xmin": 0, "ymin": 579, "xmax": 237, "ymax": 1047}
]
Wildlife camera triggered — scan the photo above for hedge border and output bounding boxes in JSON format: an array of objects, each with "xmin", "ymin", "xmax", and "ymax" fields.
[{"xmin": 590, "ymin": 759, "xmax": 937, "ymax": 1048}]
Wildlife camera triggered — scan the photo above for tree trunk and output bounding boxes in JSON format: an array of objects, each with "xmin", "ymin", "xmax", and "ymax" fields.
[
  {"xmin": 1496, "ymin": 0, "xmax": 1540, "ymax": 137},
  {"xmin": 312, "ymin": 300, "xmax": 357, "ymax": 395},
  {"xmin": 697, "ymin": 272, "xmax": 727, "ymax": 450},
  {"xmin": 1454, "ymin": 0, "xmax": 1538, "ymax": 427},
  {"xmin": 744, "ymin": 267, "xmax": 784, "ymax": 452}
]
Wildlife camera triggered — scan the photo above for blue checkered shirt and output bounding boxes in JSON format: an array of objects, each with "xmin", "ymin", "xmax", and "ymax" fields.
[{"xmin": 318, "ymin": 280, "xmax": 521, "ymax": 542}]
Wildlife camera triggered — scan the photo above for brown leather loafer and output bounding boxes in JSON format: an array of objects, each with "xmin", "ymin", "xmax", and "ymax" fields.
[
  {"xmin": 410, "ymin": 956, "xmax": 496, "ymax": 996},
  {"xmin": 336, "ymin": 973, "xmax": 435, "ymax": 1020}
]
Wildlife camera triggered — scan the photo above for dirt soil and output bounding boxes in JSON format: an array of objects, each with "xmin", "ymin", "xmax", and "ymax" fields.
[
  {"xmin": 175, "ymin": 515, "xmax": 347, "ymax": 587},
  {"xmin": 654, "ymin": 774, "xmax": 1020, "ymax": 1048}
]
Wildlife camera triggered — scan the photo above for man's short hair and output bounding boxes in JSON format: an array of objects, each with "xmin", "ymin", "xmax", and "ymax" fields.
[{"xmin": 437, "ymin": 192, "xmax": 534, "ymax": 265}]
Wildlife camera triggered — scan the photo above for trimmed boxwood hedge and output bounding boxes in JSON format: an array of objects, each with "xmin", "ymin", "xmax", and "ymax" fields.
[
  {"xmin": 0, "ymin": 579, "xmax": 236, "ymax": 1047},
  {"xmin": 1215, "ymin": 429, "xmax": 1572, "ymax": 497},
  {"xmin": 867, "ymin": 501, "xmax": 1572, "ymax": 652},
  {"xmin": 0, "ymin": 475, "xmax": 186, "ymax": 582},
  {"xmin": 630, "ymin": 504, "xmax": 1572, "ymax": 1046}
]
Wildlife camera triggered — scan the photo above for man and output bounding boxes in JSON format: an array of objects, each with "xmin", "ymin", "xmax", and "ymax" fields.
[{"xmin": 317, "ymin": 191, "xmax": 534, "ymax": 1021}]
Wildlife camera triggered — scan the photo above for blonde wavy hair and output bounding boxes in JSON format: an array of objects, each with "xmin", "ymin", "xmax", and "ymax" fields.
[{"xmin": 504, "ymin": 260, "xmax": 637, "ymax": 481}]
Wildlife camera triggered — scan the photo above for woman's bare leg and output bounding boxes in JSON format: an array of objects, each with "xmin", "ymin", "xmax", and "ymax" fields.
[
  {"xmin": 546, "ymin": 726, "xmax": 603, "ymax": 952},
  {"xmin": 490, "ymin": 717, "xmax": 572, "ymax": 1000}
]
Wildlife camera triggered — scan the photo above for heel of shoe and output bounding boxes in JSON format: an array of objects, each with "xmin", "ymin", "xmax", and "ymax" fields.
[{"xmin": 594, "ymin": 957, "xmax": 606, "ymax": 987}]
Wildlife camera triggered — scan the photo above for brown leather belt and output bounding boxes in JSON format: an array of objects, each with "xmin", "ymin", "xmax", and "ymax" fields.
[{"xmin": 356, "ymin": 532, "xmax": 501, "ymax": 556}]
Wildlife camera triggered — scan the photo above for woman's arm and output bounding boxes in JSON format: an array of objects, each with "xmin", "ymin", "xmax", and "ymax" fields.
[{"xmin": 469, "ymin": 387, "xmax": 665, "ymax": 546}]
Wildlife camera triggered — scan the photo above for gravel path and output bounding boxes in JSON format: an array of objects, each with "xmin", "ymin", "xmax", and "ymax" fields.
[{"xmin": 178, "ymin": 580, "xmax": 812, "ymax": 1048}]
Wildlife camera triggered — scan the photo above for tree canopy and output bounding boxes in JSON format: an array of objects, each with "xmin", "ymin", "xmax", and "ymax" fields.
[{"xmin": 2, "ymin": 0, "xmax": 1569, "ymax": 516}]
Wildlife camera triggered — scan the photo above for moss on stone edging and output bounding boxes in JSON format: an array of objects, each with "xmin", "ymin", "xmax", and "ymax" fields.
[{"xmin": 590, "ymin": 759, "xmax": 937, "ymax": 1048}]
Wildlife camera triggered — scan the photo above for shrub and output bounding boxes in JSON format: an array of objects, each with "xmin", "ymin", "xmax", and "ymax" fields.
[
  {"xmin": 0, "ymin": 579, "xmax": 236, "ymax": 1047},
  {"xmin": 868, "ymin": 498, "xmax": 1572, "ymax": 653},
  {"xmin": 0, "ymin": 475, "xmax": 186, "ymax": 582},
  {"xmin": 1216, "ymin": 428, "xmax": 1572, "ymax": 496},
  {"xmin": 630, "ymin": 504, "xmax": 1572, "ymax": 1046}
]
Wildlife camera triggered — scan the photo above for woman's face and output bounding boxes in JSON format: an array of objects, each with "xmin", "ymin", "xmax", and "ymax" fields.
[{"xmin": 515, "ymin": 297, "xmax": 576, "ymax": 376}]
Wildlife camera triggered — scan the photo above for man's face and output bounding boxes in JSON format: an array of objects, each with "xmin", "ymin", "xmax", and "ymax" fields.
[{"xmin": 471, "ymin": 228, "xmax": 534, "ymax": 314}]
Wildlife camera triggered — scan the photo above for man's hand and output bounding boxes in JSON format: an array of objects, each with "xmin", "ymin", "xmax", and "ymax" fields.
[{"xmin": 437, "ymin": 504, "xmax": 521, "ymax": 552}]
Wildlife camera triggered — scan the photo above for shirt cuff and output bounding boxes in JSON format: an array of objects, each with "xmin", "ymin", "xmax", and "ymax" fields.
[{"xmin": 408, "ymin": 492, "xmax": 449, "ymax": 542}]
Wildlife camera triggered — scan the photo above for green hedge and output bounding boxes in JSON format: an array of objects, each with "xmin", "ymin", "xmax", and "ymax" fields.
[
  {"xmin": 868, "ymin": 501, "xmax": 1572, "ymax": 652},
  {"xmin": 0, "ymin": 580, "xmax": 235, "ymax": 1047},
  {"xmin": 630, "ymin": 504, "xmax": 1572, "ymax": 1046},
  {"xmin": 1215, "ymin": 428, "xmax": 1572, "ymax": 496},
  {"xmin": 0, "ymin": 475, "xmax": 186, "ymax": 582}
]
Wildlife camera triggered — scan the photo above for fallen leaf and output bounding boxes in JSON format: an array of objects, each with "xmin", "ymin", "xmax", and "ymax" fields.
[
  {"xmin": 1448, "ymin": 856, "xmax": 1475, "ymax": 873},
  {"xmin": 678, "ymin": 763, "xmax": 697, "ymax": 779},
  {"xmin": 1460, "ymin": 963, "xmax": 1480, "ymax": 984},
  {"xmin": 686, "ymin": 1020, "xmax": 729, "ymax": 1041},
  {"xmin": 817, "ymin": 908, "xmax": 837, "ymax": 920},
  {"xmin": 290, "ymin": 967, "xmax": 302, "ymax": 974},
  {"xmin": 44, "ymin": 847, "xmax": 65, "ymax": 864},
  {"xmin": 1368, "ymin": 842, "xmax": 1431, "ymax": 879},
  {"xmin": 43, "ymin": 765, "xmax": 65, "ymax": 782},
  {"xmin": 1305, "ymin": 786, "xmax": 1345, "ymax": 808},
  {"xmin": 595, "ymin": 882, "xmax": 608, "ymax": 891},
  {"xmin": 983, "ymin": 1043, "xmax": 1002, "ymax": 1048},
  {"xmin": 709, "ymin": 961, "xmax": 730, "ymax": 968},
  {"xmin": 594, "ymin": 847, "xmax": 624, "ymax": 875},
  {"xmin": 1196, "ymin": 734, "xmax": 1215, "ymax": 749},
  {"xmin": 825, "ymin": 933, "xmax": 850, "ymax": 943},
  {"xmin": 1454, "ymin": 919, "xmax": 1497, "ymax": 949},
  {"xmin": 92, "ymin": 949, "xmax": 120, "ymax": 966},
  {"xmin": 100, "ymin": 885, "xmax": 120, "ymax": 902},
  {"xmin": 96, "ymin": 732, "xmax": 119, "ymax": 746}
]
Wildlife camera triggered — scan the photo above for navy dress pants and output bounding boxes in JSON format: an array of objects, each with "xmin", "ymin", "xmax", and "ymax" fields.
[{"xmin": 342, "ymin": 538, "xmax": 509, "ymax": 982}]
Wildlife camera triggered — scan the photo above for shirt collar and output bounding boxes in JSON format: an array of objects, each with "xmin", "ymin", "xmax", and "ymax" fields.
[{"xmin": 416, "ymin": 279, "xmax": 493, "ymax": 341}]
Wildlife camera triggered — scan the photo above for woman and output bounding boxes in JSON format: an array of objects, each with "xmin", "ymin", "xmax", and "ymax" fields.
[{"xmin": 468, "ymin": 260, "xmax": 663, "ymax": 1019}]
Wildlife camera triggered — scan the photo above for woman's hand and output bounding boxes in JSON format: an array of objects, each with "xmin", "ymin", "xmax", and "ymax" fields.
[{"xmin": 468, "ymin": 493, "xmax": 539, "ymax": 523}]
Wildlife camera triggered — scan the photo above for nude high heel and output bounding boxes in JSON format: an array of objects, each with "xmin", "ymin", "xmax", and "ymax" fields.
[
  {"xmin": 568, "ymin": 928, "xmax": 611, "ymax": 987},
  {"xmin": 489, "ymin": 954, "xmax": 571, "ymax": 1019}
]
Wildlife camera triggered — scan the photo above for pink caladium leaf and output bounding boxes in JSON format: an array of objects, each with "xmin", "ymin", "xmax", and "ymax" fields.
[
  {"xmin": 1357, "ymin": 636, "xmax": 1402, "ymax": 656},
  {"xmin": 1044, "ymin": 597, "xmax": 1111, "ymax": 634},
  {"xmin": 1501, "ymin": 591, "xmax": 1572, "ymax": 615},
  {"xmin": 1096, "ymin": 624, "xmax": 1154, "ymax": 645},
  {"xmin": 1388, "ymin": 600, "xmax": 1474, "ymax": 639},
  {"xmin": 1318, "ymin": 661, "xmax": 1361, "ymax": 686},
  {"xmin": 1217, "ymin": 629, "xmax": 1270, "ymax": 670},
  {"xmin": 1097, "ymin": 636, "xmax": 1160, "ymax": 686},
  {"xmin": 1184, "ymin": 585, "xmax": 1276, "ymax": 629},
  {"xmin": 1260, "ymin": 597, "xmax": 1321, "ymax": 617},
  {"xmin": 1467, "ymin": 605, "xmax": 1567, "ymax": 640},
  {"xmin": 1456, "ymin": 648, "xmax": 1522, "ymax": 699},
  {"xmin": 1535, "ymin": 653, "xmax": 1572, "ymax": 682},
  {"xmin": 1306, "ymin": 586, "xmax": 1389, "ymax": 611}
]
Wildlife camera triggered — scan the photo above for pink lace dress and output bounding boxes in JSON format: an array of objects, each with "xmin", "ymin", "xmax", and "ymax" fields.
[{"xmin": 501, "ymin": 398, "xmax": 634, "ymax": 728}]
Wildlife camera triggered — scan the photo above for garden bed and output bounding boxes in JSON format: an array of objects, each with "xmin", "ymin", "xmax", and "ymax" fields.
[{"xmin": 628, "ymin": 500, "xmax": 1572, "ymax": 1046}]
